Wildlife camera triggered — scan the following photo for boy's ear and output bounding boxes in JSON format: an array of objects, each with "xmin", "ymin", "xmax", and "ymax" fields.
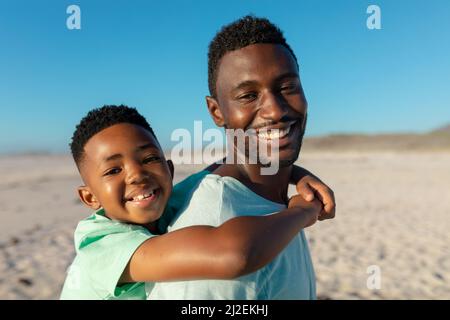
[
  {"xmin": 167, "ymin": 159, "xmax": 174, "ymax": 179},
  {"xmin": 206, "ymin": 96, "xmax": 225, "ymax": 127},
  {"xmin": 77, "ymin": 186, "xmax": 101, "ymax": 210}
]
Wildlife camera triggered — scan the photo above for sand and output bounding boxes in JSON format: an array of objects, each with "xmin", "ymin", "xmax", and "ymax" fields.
[{"xmin": 0, "ymin": 152, "xmax": 449, "ymax": 299}]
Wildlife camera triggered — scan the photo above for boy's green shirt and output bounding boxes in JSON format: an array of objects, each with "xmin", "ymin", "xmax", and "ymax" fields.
[{"xmin": 60, "ymin": 170, "xmax": 209, "ymax": 300}]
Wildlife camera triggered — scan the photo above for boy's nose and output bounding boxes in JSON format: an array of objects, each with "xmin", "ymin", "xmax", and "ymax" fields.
[{"xmin": 125, "ymin": 162, "xmax": 151, "ymax": 185}]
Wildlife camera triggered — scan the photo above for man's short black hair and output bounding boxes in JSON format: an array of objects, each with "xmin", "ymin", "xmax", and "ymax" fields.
[
  {"xmin": 207, "ymin": 15, "xmax": 298, "ymax": 97},
  {"xmin": 70, "ymin": 105, "xmax": 156, "ymax": 168}
]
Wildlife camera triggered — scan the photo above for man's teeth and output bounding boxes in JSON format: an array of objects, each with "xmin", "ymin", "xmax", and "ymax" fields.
[
  {"xmin": 257, "ymin": 125, "xmax": 292, "ymax": 140},
  {"xmin": 131, "ymin": 190, "xmax": 154, "ymax": 201}
]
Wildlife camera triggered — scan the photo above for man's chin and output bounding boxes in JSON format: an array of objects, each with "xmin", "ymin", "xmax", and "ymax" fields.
[
  {"xmin": 259, "ymin": 157, "xmax": 297, "ymax": 168},
  {"xmin": 265, "ymin": 147, "xmax": 301, "ymax": 167},
  {"xmin": 279, "ymin": 158, "xmax": 298, "ymax": 168}
]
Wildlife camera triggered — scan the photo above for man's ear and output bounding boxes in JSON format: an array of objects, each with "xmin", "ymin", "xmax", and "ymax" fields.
[
  {"xmin": 206, "ymin": 96, "xmax": 225, "ymax": 127},
  {"xmin": 167, "ymin": 159, "xmax": 174, "ymax": 179},
  {"xmin": 77, "ymin": 186, "xmax": 101, "ymax": 210}
]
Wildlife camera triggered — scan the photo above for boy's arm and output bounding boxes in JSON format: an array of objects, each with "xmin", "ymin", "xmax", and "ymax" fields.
[
  {"xmin": 290, "ymin": 165, "xmax": 336, "ymax": 221},
  {"xmin": 203, "ymin": 161, "xmax": 335, "ymax": 221},
  {"xmin": 120, "ymin": 196, "xmax": 321, "ymax": 283}
]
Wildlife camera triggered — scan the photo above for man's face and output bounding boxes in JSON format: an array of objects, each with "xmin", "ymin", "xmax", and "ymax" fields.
[
  {"xmin": 79, "ymin": 123, "xmax": 173, "ymax": 225},
  {"xmin": 213, "ymin": 43, "xmax": 308, "ymax": 167}
]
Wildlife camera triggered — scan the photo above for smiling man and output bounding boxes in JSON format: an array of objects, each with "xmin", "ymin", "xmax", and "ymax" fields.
[
  {"xmin": 210, "ymin": 39, "xmax": 308, "ymax": 194},
  {"xmin": 210, "ymin": 38, "xmax": 307, "ymax": 177},
  {"xmin": 147, "ymin": 15, "xmax": 333, "ymax": 300}
]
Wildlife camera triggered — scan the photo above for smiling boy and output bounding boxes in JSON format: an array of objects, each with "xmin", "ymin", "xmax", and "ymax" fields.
[{"xmin": 60, "ymin": 105, "xmax": 327, "ymax": 299}]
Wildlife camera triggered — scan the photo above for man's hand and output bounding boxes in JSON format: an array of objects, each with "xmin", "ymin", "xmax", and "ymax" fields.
[
  {"xmin": 291, "ymin": 166, "xmax": 336, "ymax": 221},
  {"xmin": 288, "ymin": 194, "xmax": 321, "ymax": 228}
]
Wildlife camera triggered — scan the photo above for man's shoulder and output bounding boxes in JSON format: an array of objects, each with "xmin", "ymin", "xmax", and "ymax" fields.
[
  {"xmin": 173, "ymin": 171, "xmax": 220, "ymax": 196},
  {"xmin": 167, "ymin": 174, "xmax": 228, "ymax": 228},
  {"xmin": 182, "ymin": 173, "xmax": 284, "ymax": 210},
  {"xmin": 168, "ymin": 172, "xmax": 284, "ymax": 229},
  {"xmin": 186, "ymin": 173, "xmax": 250, "ymax": 204}
]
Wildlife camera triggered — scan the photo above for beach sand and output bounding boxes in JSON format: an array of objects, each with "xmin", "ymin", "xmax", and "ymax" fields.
[{"xmin": 0, "ymin": 152, "xmax": 449, "ymax": 299}]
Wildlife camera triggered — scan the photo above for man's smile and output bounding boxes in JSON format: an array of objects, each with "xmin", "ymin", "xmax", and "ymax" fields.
[
  {"xmin": 246, "ymin": 120, "xmax": 302, "ymax": 149},
  {"xmin": 253, "ymin": 120, "xmax": 298, "ymax": 139}
]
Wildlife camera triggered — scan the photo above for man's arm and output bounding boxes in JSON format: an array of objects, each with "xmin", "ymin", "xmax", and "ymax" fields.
[
  {"xmin": 120, "ymin": 196, "xmax": 321, "ymax": 283},
  {"xmin": 290, "ymin": 165, "xmax": 336, "ymax": 220}
]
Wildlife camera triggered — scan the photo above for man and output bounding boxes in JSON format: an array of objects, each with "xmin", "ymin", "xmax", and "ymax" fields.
[{"xmin": 148, "ymin": 15, "xmax": 335, "ymax": 300}]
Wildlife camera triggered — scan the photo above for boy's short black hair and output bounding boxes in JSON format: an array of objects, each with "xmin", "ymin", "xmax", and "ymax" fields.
[
  {"xmin": 70, "ymin": 105, "xmax": 156, "ymax": 168},
  {"xmin": 207, "ymin": 15, "xmax": 298, "ymax": 98}
]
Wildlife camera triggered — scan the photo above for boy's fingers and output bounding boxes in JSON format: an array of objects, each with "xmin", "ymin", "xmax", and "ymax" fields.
[
  {"xmin": 295, "ymin": 177, "xmax": 336, "ymax": 219},
  {"xmin": 319, "ymin": 198, "xmax": 336, "ymax": 220},
  {"xmin": 309, "ymin": 182, "xmax": 336, "ymax": 220},
  {"xmin": 318, "ymin": 205, "xmax": 335, "ymax": 220},
  {"xmin": 296, "ymin": 182, "xmax": 315, "ymax": 201}
]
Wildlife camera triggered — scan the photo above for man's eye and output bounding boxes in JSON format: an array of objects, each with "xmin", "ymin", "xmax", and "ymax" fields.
[
  {"xmin": 143, "ymin": 156, "xmax": 161, "ymax": 164},
  {"xmin": 104, "ymin": 168, "xmax": 121, "ymax": 176},
  {"xmin": 281, "ymin": 83, "xmax": 299, "ymax": 93},
  {"xmin": 281, "ymin": 84, "xmax": 298, "ymax": 92},
  {"xmin": 238, "ymin": 92, "xmax": 258, "ymax": 101}
]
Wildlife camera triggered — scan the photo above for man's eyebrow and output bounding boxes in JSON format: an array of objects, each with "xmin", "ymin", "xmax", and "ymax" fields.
[
  {"xmin": 274, "ymin": 72, "xmax": 300, "ymax": 82},
  {"xmin": 232, "ymin": 73, "xmax": 300, "ymax": 93},
  {"xmin": 232, "ymin": 80, "xmax": 259, "ymax": 93}
]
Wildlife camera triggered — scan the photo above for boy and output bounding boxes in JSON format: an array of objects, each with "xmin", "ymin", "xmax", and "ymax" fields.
[{"xmin": 60, "ymin": 105, "xmax": 331, "ymax": 299}]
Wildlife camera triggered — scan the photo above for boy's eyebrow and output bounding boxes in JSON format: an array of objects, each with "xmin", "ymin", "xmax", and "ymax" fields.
[
  {"xmin": 103, "ymin": 153, "xmax": 123, "ymax": 163},
  {"xmin": 102, "ymin": 143, "xmax": 159, "ymax": 162},
  {"xmin": 136, "ymin": 143, "xmax": 157, "ymax": 151}
]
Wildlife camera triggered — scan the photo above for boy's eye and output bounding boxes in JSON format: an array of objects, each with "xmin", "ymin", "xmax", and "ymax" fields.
[
  {"xmin": 104, "ymin": 168, "xmax": 121, "ymax": 176},
  {"xmin": 143, "ymin": 155, "xmax": 161, "ymax": 164}
]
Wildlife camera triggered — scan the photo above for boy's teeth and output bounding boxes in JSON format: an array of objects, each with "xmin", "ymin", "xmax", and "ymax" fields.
[{"xmin": 132, "ymin": 190, "xmax": 155, "ymax": 201}]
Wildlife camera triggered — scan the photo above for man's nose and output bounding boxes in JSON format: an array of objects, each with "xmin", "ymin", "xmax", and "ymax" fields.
[
  {"xmin": 125, "ymin": 161, "xmax": 151, "ymax": 185},
  {"xmin": 259, "ymin": 91, "xmax": 288, "ymax": 123}
]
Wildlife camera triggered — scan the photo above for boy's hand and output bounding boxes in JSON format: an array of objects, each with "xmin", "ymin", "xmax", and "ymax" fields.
[
  {"xmin": 288, "ymin": 194, "xmax": 321, "ymax": 228},
  {"xmin": 291, "ymin": 166, "xmax": 336, "ymax": 221}
]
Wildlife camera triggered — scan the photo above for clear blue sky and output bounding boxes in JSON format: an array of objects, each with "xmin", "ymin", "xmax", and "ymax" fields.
[{"xmin": 1, "ymin": 0, "xmax": 449, "ymax": 153}]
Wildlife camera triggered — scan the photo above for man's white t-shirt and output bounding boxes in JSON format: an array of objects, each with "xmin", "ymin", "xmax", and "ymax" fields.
[{"xmin": 147, "ymin": 173, "xmax": 316, "ymax": 300}]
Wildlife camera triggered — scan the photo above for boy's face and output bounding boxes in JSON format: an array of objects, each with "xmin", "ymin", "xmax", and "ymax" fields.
[
  {"xmin": 78, "ymin": 123, "xmax": 173, "ymax": 226},
  {"xmin": 207, "ymin": 43, "xmax": 307, "ymax": 167}
]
